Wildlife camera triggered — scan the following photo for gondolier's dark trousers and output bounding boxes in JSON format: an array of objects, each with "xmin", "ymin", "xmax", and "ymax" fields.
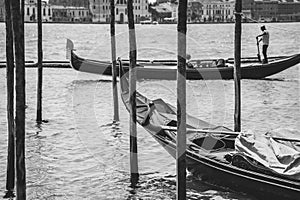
[{"xmin": 262, "ymin": 45, "xmax": 268, "ymax": 63}]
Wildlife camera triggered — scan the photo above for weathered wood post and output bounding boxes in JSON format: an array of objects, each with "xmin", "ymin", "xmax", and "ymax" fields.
[
  {"xmin": 11, "ymin": 0, "xmax": 26, "ymax": 199},
  {"xmin": 234, "ymin": 0, "xmax": 242, "ymax": 132},
  {"xmin": 127, "ymin": 0, "xmax": 139, "ymax": 187},
  {"xmin": 110, "ymin": 0, "xmax": 119, "ymax": 122},
  {"xmin": 36, "ymin": 0, "xmax": 43, "ymax": 122},
  {"xmin": 21, "ymin": 0, "xmax": 24, "ymax": 35},
  {"xmin": 177, "ymin": 0, "xmax": 188, "ymax": 199},
  {"xmin": 4, "ymin": 0, "xmax": 15, "ymax": 198}
]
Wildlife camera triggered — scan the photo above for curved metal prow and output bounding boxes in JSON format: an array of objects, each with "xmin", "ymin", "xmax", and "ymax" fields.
[
  {"xmin": 66, "ymin": 39, "xmax": 74, "ymax": 60},
  {"xmin": 118, "ymin": 58, "xmax": 129, "ymax": 94},
  {"xmin": 118, "ymin": 57, "xmax": 125, "ymax": 78}
]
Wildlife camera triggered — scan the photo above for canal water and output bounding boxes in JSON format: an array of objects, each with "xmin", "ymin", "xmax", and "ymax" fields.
[{"xmin": 0, "ymin": 23, "xmax": 299, "ymax": 199}]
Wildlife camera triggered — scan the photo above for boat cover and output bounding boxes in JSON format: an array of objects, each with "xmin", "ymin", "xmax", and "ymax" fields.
[{"xmin": 235, "ymin": 128, "xmax": 300, "ymax": 180}]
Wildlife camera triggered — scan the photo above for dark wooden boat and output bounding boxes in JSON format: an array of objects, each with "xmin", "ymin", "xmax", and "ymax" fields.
[
  {"xmin": 67, "ymin": 40, "xmax": 300, "ymax": 80},
  {"xmin": 118, "ymin": 61, "xmax": 300, "ymax": 199}
]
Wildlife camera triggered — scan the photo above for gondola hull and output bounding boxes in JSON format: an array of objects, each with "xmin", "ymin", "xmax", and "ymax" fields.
[
  {"xmin": 70, "ymin": 49, "xmax": 300, "ymax": 80},
  {"xmin": 154, "ymin": 136, "xmax": 300, "ymax": 200},
  {"xmin": 118, "ymin": 60, "xmax": 300, "ymax": 199}
]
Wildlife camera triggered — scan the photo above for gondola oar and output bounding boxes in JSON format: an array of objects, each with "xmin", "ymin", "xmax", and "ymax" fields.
[
  {"xmin": 256, "ymin": 38, "xmax": 261, "ymax": 62},
  {"xmin": 161, "ymin": 126, "xmax": 300, "ymax": 143}
]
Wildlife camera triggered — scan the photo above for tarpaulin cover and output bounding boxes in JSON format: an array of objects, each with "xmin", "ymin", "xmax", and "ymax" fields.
[{"xmin": 235, "ymin": 128, "xmax": 300, "ymax": 180}]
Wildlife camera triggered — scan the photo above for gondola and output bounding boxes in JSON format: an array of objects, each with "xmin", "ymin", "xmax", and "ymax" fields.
[
  {"xmin": 118, "ymin": 60, "xmax": 300, "ymax": 199},
  {"xmin": 67, "ymin": 39, "xmax": 300, "ymax": 80}
]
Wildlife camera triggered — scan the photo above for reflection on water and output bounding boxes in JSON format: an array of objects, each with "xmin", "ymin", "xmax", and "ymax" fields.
[{"xmin": 0, "ymin": 23, "xmax": 299, "ymax": 199}]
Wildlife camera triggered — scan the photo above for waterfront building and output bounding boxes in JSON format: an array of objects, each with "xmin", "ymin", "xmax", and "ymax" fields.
[
  {"xmin": 149, "ymin": 3, "xmax": 173, "ymax": 23},
  {"xmin": 156, "ymin": 0, "xmax": 171, "ymax": 4},
  {"xmin": 242, "ymin": 0, "xmax": 255, "ymax": 21},
  {"xmin": 160, "ymin": 2, "xmax": 178, "ymax": 21},
  {"xmin": 0, "ymin": 0, "xmax": 4, "ymax": 22},
  {"xmin": 252, "ymin": 0, "xmax": 278, "ymax": 21},
  {"xmin": 248, "ymin": 0, "xmax": 300, "ymax": 22},
  {"xmin": 89, "ymin": 0, "xmax": 110, "ymax": 23},
  {"xmin": 49, "ymin": 0, "xmax": 90, "ymax": 8},
  {"xmin": 52, "ymin": 6, "xmax": 91, "ymax": 22},
  {"xmin": 277, "ymin": 0, "xmax": 300, "ymax": 21},
  {"xmin": 201, "ymin": 0, "xmax": 235, "ymax": 22},
  {"xmin": 90, "ymin": 0, "xmax": 150, "ymax": 23},
  {"xmin": 24, "ymin": 0, "xmax": 53, "ymax": 22},
  {"xmin": 187, "ymin": 0, "xmax": 202, "ymax": 23}
]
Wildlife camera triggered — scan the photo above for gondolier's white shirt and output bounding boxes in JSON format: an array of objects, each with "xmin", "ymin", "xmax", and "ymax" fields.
[{"xmin": 262, "ymin": 31, "xmax": 269, "ymax": 45}]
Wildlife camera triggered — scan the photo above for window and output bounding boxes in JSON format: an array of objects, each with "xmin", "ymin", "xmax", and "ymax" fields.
[
  {"xmin": 33, "ymin": 8, "xmax": 35, "ymax": 14},
  {"xmin": 48, "ymin": 8, "xmax": 51, "ymax": 16},
  {"xmin": 27, "ymin": 7, "xmax": 30, "ymax": 16},
  {"xmin": 116, "ymin": 8, "xmax": 118, "ymax": 15},
  {"xmin": 43, "ymin": 8, "xmax": 46, "ymax": 16}
]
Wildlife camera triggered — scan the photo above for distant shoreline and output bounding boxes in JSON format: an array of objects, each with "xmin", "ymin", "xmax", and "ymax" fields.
[{"xmin": 0, "ymin": 21, "xmax": 299, "ymax": 25}]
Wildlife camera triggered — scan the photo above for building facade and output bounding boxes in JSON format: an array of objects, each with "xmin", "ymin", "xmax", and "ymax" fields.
[
  {"xmin": 277, "ymin": 0, "xmax": 300, "ymax": 21},
  {"xmin": 0, "ymin": 0, "xmax": 4, "ymax": 22},
  {"xmin": 49, "ymin": 0, "xmax": 90, "ymax": 8},
  {"xmin": 161, "ymin": 2, "xmax": 178, "ymax": 20},
  {"xmin": 89, "ymin": 0, "xmax": 110, "ymax": 23},
  {"xmin": 149, "ymin": 4, "xmax": 172, "ymax": 22},
  {"xmin": 52, "ymin": 6, "xmax": 91, "ymax": 22},
  {"xmin": 24, "ymin": 0, "xmax": 53, "ymax": 22},
  {"xmin": 187, "ymin": 1, "xmax": 202, "ymax": 23},
  {"xmin": 252, "ymin": 0, "xmax": 278, "ymax": 21},
  {"xmin": 89, "ymin": 0, "xmax": 150, "ymax": 23},
  {"xmin": 201, "ymin": 0, "xmax": 235, "ymax": 22}
]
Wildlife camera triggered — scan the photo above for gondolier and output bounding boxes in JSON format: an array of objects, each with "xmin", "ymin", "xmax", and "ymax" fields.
[{"xmin": 256, "ymin": 25, "xmax": 270, "ymax": 64}]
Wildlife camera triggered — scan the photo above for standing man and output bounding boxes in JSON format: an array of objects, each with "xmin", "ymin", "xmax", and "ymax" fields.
[{"xmin": 256, "ymin": 25, "xmax": 269, "ymax": 63}]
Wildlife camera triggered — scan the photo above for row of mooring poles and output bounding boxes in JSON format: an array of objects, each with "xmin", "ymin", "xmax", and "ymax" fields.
[
  {"xmin": 234, "ymin": 0, "xmax": 242, "ymax": 132},
  {"xmin": 4, "ymin": 0, "xmax": 44, "ymax": 198},
  {"xmin": 127, "ymin": 0, "xmax": 139, "ymax": 187},
  {"xmin": 177, "ymin": 0, "xmax": 188, "ymax": 199},
  {"xmin": 37, "ymin": 0, "xmax": 43, "ymax": 123},
  {"xmin": 4, "ymin": 0, "xmax": 15, "ymax": 198},
  {"xmin": 110, "ymin": 0, "xmax": 119, "ymax": 122},
  {"xmin": 116, "ymin": 0, "xmax": 240, "ymax": 199},
  {"xmin": 10, "ymin": 0, "xmax": 26, "ymax": 199}
]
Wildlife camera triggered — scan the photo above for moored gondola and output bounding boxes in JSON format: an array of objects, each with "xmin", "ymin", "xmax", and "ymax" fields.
[
  {"xmin": 118, "ymin": 60, "xmax": 300, "ymax": 200},
  {"xmin": 67, "ymin": 39, "xmax": 300, "ymax": 80}
]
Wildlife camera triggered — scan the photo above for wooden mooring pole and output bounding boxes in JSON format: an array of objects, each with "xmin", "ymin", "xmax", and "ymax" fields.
[
  {"xmin": 127, "ymin": 0, "xmax": 139, "ymax": 187},
  {"xmin": 36, "ymin": 0, "xmax": 43, "ymax": 122},
  {"xmin": 234, "ymin": 0, "xmax": 242, "ymax": 132},
  {"xmin": 177, "ymin": 0, "xmax": 188, "ymax": 199},
  {"xmin": 4, "ymin": 0, "xmax": 15, "ymax": 198},
  {"xmin": 110, "ymin": 0, "xmax": 119, "ymax": 122},
  {"xmin": 11, "ymin": 0, "xmax": 26, "ymax": 199}
]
